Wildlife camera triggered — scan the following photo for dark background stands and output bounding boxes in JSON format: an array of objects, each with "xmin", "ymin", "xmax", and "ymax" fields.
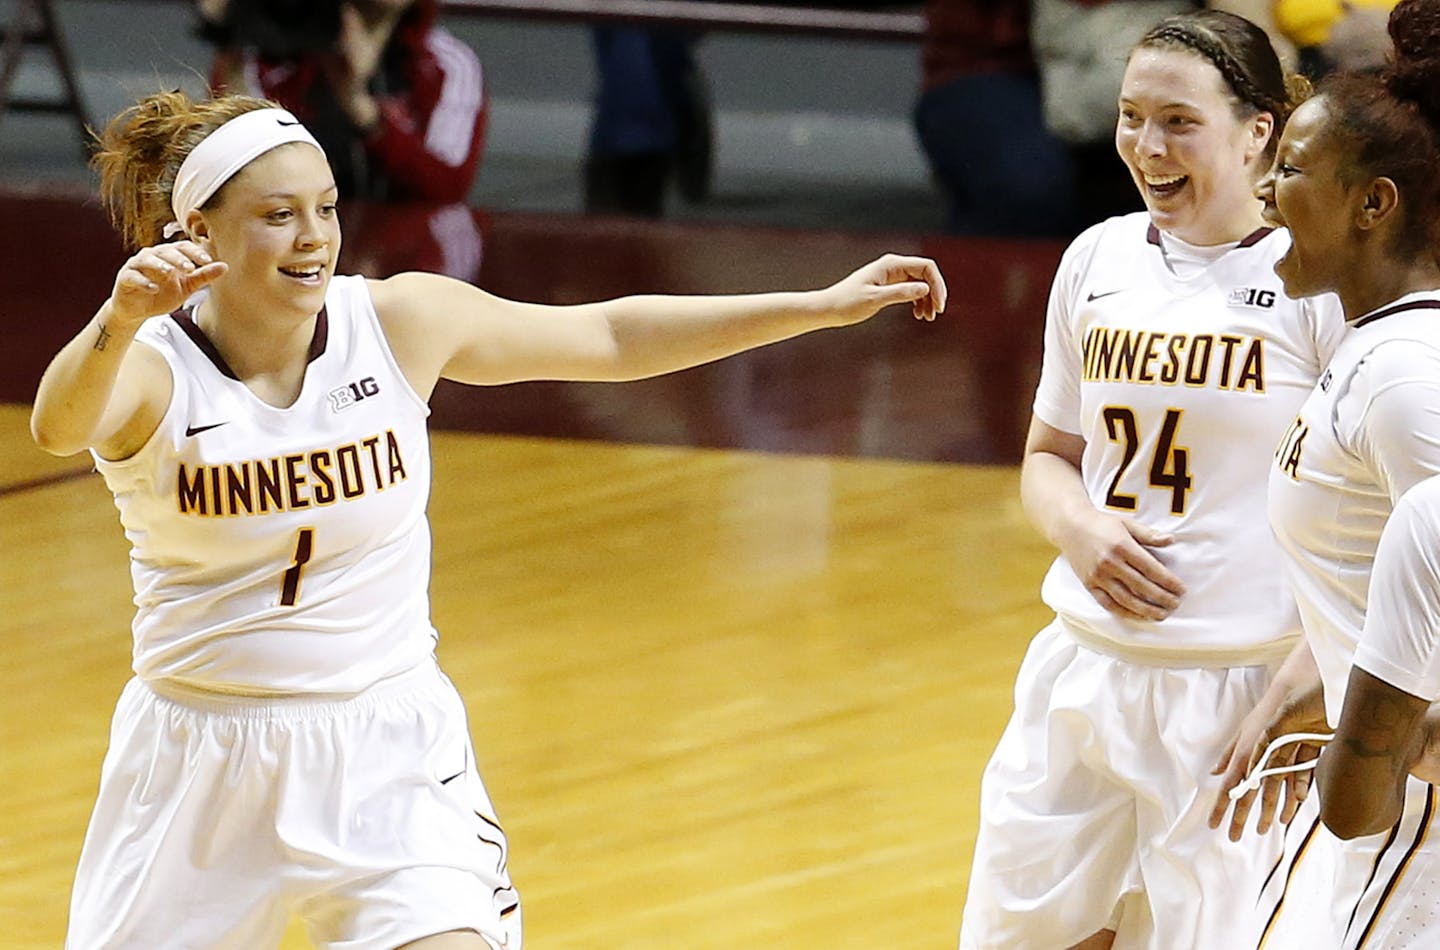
[
  {"xmin": 584, "ymin": 26, "xmax": 710, "ymax": 217},
  {"xmin": 913, "ymin": 0, "xmax": 1079, "ymax": 238}
]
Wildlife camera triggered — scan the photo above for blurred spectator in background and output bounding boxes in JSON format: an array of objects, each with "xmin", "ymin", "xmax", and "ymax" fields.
[
  {"xmin": 1029, "ymin": 0, "xmax": 1186, "ymax": 227},
  {"xmin": 913, "ymin": 0, "xmax": 1079, "ymax": 238},
  {"xmin": 199, "ymin": 0, "xmax": 487, "ymax": 203},
  {"xmin": 341, "ymin": 201, "xmax": 487, "ymax": 284},
  {"xmin": 1030, "ymin": 1, "xmax": 1295, "ymax": 229},
  {"xmin": 1273, "ymin": 0, "xmax": 1396, "ymax": 77},
  {"xmin": 585, "ymin": 27, "xmax": 712, "ymax": 218}
]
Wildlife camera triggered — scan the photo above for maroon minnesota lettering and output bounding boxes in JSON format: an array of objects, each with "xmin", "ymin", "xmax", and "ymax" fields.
[
  {"xmin": 176, "ymin": 429, "xmax": 409, "ymax": 516},
  {"xmin": 1082, "ymin": 327, "xmax": 1266, "ymax": 393}
]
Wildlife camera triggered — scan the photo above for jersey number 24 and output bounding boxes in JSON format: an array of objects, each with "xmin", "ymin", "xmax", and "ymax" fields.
[{"xmin": 1101, "ymin": 406, "xmax": 1193, "ymax": 515}]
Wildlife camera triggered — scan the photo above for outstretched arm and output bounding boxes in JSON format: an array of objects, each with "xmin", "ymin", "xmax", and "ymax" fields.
[{"xmin": 372, "ymin": 254, "xmax": 947, "ymax": 398}]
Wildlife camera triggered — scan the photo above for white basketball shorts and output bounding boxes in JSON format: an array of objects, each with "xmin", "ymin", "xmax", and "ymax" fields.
[
  {"xmin": 960, "ymin": 620, "xmax": 1283, "ymax": 949},
  {"xmin": 65, "ymin": 659, "xmax": 521, "ymax": 950},
  {"xmin": 1255, "ymin": 775, "xmax": 1440, "ymax": 949}
]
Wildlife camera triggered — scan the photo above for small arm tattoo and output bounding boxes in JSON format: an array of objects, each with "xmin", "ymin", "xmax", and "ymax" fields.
[
  {"xmin": 1339, "ymin": 734, "xmax": 1407, "ymax": 766},
  {"xmin": 93, "ymin": 321, "xmax": 112, "ymax": 352},
  {"xmin": 1342, "ymin": 690, "xmax": 1416, "ymax": 765}
]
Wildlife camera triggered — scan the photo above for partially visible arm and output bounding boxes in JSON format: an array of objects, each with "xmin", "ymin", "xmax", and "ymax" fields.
[
  {"xmin": 1311, "ymin": 361, "xmax": 1440, "ymax": 838},
  {"xmin": 30, "ymin": 241, "xmax": 223, "ymax": 458},
  {"xmin": 1019, "ymin": 227, "xmax": 1182, "ymax": 621},
  {"xmin": 371, "ymin": 255, "xmax": 946, "ymax": 399},
  {"xmin": 1408, "ymin": 706, "xmax": 1440, "ymax": 785},
  {"xmin": 31, "ymin": 304, "xmax": 169, "ymax": 459},
  {"xmin": 1020, "ymin": 416, "xmax": 1185, "ymax": 622},
  {"xmin": 327, "ymin": 12, "xmax": 485, "ymax": 202},
  {"xmin": 1326, "ymin": 476, "xmax": 1440, "ymax": 837},
  {"xmin": 1211, "ymin": 638, "xmax": 1330, "ymax": 841},
  {"xmin": 362, "ymin": 29, "xmax": 486, "ymax": 203},
  {"xmin": 361, "ymin": 94, "xmax": 485, "ymax": 203},
  {"xmin": 1318, "ymin": 667, "xmax": 1427, "ymax": 839}
]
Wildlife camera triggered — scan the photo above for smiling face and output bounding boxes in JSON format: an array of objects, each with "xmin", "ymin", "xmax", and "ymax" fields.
[
  {"xmin": 1254, "ymin": 97, "xmax": 1358, "ymax": 300},
  {"xmin": 1116, "ymin": 47, "xmax": 1274, "ymax": 245},
  {"xmin": 190, "ymin": 142, "xmax": 340, "ymax": 321}
]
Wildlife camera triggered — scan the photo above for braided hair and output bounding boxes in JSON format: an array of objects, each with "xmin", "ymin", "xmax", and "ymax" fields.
[{"xmin": 1137, "ymin": 10, "xmax": 1308, "ymax": 159}]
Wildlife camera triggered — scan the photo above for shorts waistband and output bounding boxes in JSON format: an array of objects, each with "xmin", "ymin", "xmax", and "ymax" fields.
[
  {"xmin": 140, "ymin": 659, "xmax": 440, "ymax": 721},
  {"xmin": 1058, "ymin": 616, "xmax": 1295, "ymax": 669}
]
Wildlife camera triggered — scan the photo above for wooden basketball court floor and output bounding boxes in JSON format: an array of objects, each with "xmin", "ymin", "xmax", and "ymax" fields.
[{"xmin": 0, "ymin": 190, "xmax": 1063, "ymax": 948}]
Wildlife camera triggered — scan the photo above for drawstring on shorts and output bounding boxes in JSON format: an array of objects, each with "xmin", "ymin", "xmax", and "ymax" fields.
[{"xmin": 1229, "ymin": 731, "xmax": 1335, "ymax": 801}]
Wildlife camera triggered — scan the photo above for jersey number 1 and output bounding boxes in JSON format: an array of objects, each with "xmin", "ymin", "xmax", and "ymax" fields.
[
  {"xmin": 1101, "ymin": 407, "xmax": 1193, "ymax": 515},
  {"xmin": 280, "ymin": 527, "xmax": 314, "ymax": 606}
]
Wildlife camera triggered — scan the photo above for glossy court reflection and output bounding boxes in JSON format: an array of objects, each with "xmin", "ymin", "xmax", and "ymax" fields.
[{"xmin": 0, "ymin": 186, "xmax": 1064, "ymax": 948}]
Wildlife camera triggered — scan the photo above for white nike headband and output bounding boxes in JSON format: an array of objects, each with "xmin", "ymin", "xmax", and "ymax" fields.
[{"xmin": 166, "ymin": 107, "xmax": 325, "ymax": 239}]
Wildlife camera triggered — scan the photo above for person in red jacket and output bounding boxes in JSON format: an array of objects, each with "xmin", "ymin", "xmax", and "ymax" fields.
[{"xmin": 202, "ymin": 0, "xmax": 486, "ymax": 202}]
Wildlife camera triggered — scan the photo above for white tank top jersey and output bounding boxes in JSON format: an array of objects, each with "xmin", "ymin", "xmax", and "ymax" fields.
[
  {"xmin": 1034, "ymin": 213, "xmax": 1346, "ymax": 664},
  {"xmin": 1354, "ymin": 474, "xmax": 1440, "ymax": 704},
  {"xmin": 1268, "ymin": 293, "xmax": 1440, "ymax": 724},
  {"xmin": 93, "ymin": 275, "xmax": 438, "ymax": 695}
]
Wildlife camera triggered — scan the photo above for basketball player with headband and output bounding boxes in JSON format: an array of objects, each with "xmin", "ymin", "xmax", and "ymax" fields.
[{"xmin": 30, "ymin": 91, "xmax": 946, "ymax": 950}]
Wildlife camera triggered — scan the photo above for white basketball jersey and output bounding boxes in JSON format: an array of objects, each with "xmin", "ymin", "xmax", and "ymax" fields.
[
  {"xmin": 95, "ymin": 275, "xmax": 437, "ymax": 694},
  {"xmin": 1268, "ymin": 293, "xmax": 1440, "ymax": 723},
  {"xmin": 1354, "ymin": 474, "xmax": 1440, "ymax": 705},
  {"xmin": 1034, "ymin": 213, "xmax": 1345, "ymax": 663}
]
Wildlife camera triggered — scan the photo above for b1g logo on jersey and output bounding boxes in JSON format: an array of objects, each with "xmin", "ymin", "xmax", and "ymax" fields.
[
  {"xmin": 329, "ymin": 376, "xmax": 380, "ymax": 412},
  {"xmin": 1228, "ymin": 287, "xmax": 1276, "ymax": 310}
]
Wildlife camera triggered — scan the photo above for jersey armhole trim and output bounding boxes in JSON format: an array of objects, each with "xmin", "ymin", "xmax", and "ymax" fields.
[{"xmin": 351, "ymin": 277, "xmax": 432, "ymax": 419}]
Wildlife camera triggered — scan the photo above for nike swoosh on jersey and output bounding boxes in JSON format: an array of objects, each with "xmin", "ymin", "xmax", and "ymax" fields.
[
  {"xmin": 1087, "ymin": 289, "xmax": 1126, "ymax": 302},
  {"xmin": 184, "ymin": 422, "xmax": 229, "ymax": 437},
  {"xmin": 440, "ymin": 769, "xmax": 465, "ymax": 785},
  {"xmin": 276, "ymin": 118, "xmax": 301, "ymax": 127}
]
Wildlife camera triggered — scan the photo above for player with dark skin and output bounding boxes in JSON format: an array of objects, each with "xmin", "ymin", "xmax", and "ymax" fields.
[{"xmin": 1211, "ymin": 0, "xmax": 1440, "ymax": 845}]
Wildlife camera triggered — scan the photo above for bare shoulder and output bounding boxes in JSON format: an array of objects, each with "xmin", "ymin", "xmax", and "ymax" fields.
[
  {"xmin": 366, "ymin": 271, "xmax": 494, "ymax": 317},
  {"xmin": 363, "ymin": 271, "xmax": 502, "ymax": 399},
  {"xmin": 367, "ymin": 271, "xmax": 445, "ymax": 318},
  {"xmin": 366, "ymin": 270, "xmax": 512, "ymax": 345}
]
